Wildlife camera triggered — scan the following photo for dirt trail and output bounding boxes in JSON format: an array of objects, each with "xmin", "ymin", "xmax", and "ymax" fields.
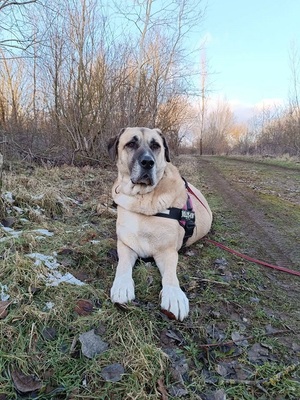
[{"xmin": 195, "ymin": 157, "xmax": 300, "ymax": 271}]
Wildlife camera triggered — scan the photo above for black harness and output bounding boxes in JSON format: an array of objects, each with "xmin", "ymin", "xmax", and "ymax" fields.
[{"xmin": 155, "ymin": 179, "xmax": 196, "ymax": 248}]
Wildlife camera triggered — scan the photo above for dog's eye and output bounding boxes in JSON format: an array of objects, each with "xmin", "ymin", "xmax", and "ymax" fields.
[
  {"xmin": 150, "ymin": 142, "xmax": 161, "ymax": 151},
  {"xmin": 125, "ymin": 141, "xmax": 137, "ymax": 149}
]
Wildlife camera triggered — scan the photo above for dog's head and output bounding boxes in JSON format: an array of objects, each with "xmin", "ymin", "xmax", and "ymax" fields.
[{"xmin": 108, "ymin": 127, "xmax": 170, "ymax": 190}]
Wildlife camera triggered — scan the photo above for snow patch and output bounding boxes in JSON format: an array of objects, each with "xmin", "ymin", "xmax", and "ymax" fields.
[
  {"xmin": 2, "ymin": 192, "xmax": 14, "ymax": 204},
  {"xmin": 0, "ymin": 284, "xmax": 10, "ymax": 301},
  {"xmin": 45, "ymin": 301, "xmax": 55, "ymax": 310},
  {"xmin": 0, "ymin": 226, "xmax": 54, "ymax": 242},
  {"xmin": 32, "ymin": 229, "xmax": 54, "ymax": 237},
  {"xmin": 13, "ymin": 206, "xmax": 24, "ymax": 214},
  {"xmin": 26, "ymin": 252, "xmax": 85, "ymax": 287},
  {"xmin": 0, "ymin": 226, "xmax": 23, "ymax": 241}
]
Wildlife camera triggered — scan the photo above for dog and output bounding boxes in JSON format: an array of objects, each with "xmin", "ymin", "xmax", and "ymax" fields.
[{"xmin": 108, "ymin": 127, "xmax": 212, "ymax": 320}]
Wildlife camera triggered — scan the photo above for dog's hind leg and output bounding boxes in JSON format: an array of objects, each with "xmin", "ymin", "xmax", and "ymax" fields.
[
  {"xmin": 110, "ymin": 241, "xmax": 137, "ymax": 304},
  {"xmin": 154, "ymin": 250, "xmax": 189, "ymax": 321}
]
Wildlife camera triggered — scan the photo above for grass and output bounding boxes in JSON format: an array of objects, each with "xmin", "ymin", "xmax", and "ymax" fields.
[
  {"xmin": 218, "ymin": 154, "xmax": 300, "ymax": 170},
  {"xmin": 0, "ymin": 159, "xmax": 299, "ymax": 399}
]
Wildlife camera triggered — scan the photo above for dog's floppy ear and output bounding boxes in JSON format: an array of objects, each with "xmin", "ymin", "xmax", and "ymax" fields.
[
  {"xmin": 156, "ymin": 129, "xmax": 170, "ymax": 162},
  {"xmin": 108, "ymin": 128, "xmax": 125, "ymax": 161}
]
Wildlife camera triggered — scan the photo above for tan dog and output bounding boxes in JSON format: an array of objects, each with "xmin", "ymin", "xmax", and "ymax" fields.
[{"xmin": 108, "ymin": 127, "xmax": 212, "ymax": 320}]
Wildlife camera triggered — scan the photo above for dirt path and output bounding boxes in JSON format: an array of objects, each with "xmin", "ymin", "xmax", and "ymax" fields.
[
  {"xmin": 178, "ymin": 156, "xmax": 300, "ymax": 290},
  {"xmin": 200, "ymin": 157, "xmax": 300, "ymax": 269}
]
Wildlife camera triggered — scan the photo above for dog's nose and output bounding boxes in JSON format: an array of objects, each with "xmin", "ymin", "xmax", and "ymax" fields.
[{"xmin": 140, "ymin": 154, "xmax": 155, "ymax": 169}]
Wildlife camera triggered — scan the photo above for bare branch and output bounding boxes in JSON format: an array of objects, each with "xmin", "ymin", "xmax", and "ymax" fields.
[{"xmin": 0, "ymin": 1, "xmax": 37, "ymax": 11}]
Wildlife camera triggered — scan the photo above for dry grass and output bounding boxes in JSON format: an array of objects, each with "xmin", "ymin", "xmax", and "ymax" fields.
[{"xmin": 0, "ymin": 159, "xmax": 299, "ymax": 399}]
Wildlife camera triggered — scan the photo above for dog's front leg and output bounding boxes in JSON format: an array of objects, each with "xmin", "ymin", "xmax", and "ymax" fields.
[
  {"xmin": 155, "ymin": 251, "xmax": 189, "ymax": 321},
  {"xmin": 110, "ymin": 240, "xmax": 137, "ymax": 304}
]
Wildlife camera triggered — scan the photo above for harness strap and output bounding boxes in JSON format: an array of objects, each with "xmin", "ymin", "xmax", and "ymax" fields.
[
  {"xmin": 154, "ymin": 177, "xmax": 212, "ymax": 250},
  {"xmin": 155, "ymin": 207, "xmax": 182, "ymax": 221},
  {"xmin": 155, "ymin": 180, "xmax": 196, "ymax": 248}
]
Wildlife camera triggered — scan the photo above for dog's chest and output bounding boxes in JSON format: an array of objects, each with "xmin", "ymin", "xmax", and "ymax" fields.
[{"xmin": 116, "ymin": 208, "xmax": 183, "ymax": 257}]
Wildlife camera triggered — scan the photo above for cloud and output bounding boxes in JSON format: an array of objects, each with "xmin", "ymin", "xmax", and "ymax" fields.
[
  {"xmin": 229, "ymin": 98, "xmax": 285, "ymax": 123},
  {"xmin": 189, "ymin": 94, "xmax": 285, "ymax": 123},
  {"xmin": 254, "ymin": 98, "xmax": 284, "ymax": 109}
]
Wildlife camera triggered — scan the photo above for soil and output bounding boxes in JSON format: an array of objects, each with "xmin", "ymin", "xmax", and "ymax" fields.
[
  {"xmin": 178, "ymin": 155, "xmax": 300, "ymax": 296},
  {"xmin": 201, "ymin": 157, "xmax": 299, "ymax": 268}
]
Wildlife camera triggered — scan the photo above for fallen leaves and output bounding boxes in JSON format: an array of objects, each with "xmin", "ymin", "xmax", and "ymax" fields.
[
  {"xmin": 201, "ymin": 389, "xmax": 227, "ymax": 400},
  {"xmin": 231, "ymin": 331, "xmax": 249, "ymax": 347},
  {"xmin": 74, "ymin": 299, "xmax": 94, "ymax": 316},
  {"xmin": 215, "ymin": 360, "xmax": 253, "ymax": 381},
  {"xmin": 0, "ymin": 301, "xmax": 11, "ymax": 319},
  {"xmin": 101, "ymin": 363, "xmax": 125, "ymax": 382},
  {"xmin": 163, "ymin": 348, "xmax": 189, "ymax": 386},
  {"xmin": 79, "ymin": 329, "xmax": 108, "ymax": 359},
  {"xmin": 160, "ymin": 309, "xmax": 177, "ymax": 320},
  {"xmin": 160, "ymin": 328, "xmax": 185, "ymax": 347},
  {"xmin": 247, "ymin": 342, "xmax": 274, "ymax": 363},
  {"xmin": 41, "ymin": 326, "xmax": 57, "ymax": 341},
  {"xmin": 11, "ymin": 368, "xmax": 42, "ymax": 395}
]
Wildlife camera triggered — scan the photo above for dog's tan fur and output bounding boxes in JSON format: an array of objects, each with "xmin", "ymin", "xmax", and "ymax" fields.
[{"xmin": 108, "ymin": 127, "xmax": 212, "ymax": 320}]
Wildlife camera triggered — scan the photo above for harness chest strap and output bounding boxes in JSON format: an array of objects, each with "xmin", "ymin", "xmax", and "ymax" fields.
[
  {"xmin": 155, "ymin": 179, "xmax": 196, "ymax": 248},
  {"xmin": 155, "ymin": 177, "xmax": 212, "ymax": 247}
]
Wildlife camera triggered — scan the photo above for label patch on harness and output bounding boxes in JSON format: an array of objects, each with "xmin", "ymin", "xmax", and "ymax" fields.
[{"xmin": 181, "ymin": 210, "xmax": 195, "ymax": 221}]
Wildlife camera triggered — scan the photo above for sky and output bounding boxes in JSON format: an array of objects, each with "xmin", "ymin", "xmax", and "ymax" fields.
[{"xmin": 198, "ymin": 0, "xmax": 300, "ymax": 121}]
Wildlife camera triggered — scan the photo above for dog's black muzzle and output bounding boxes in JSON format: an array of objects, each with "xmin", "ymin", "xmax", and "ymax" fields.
[
  {"xmin": 139, "ymin": 153, "xmax": 155, "ymax": 170},
  {"xmin": 131, "ymin": 149, "xmax": 155, "ymax": 185}
]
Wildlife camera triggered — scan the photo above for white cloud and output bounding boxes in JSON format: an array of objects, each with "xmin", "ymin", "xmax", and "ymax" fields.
[
  {"xmin": 229, "ymin": 97, "xmax": 285, "ymax": 123},
  {"xmin": 189, "ymin": 94, "xmax": 285, "ymax": 124},
  {"xmin": 254, "ymin": 98, "xmax": 284, "ymax": 109}
]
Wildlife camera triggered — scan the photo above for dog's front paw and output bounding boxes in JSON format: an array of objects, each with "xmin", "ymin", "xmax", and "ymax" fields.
[
  {"xmin": 160, "ymin": 285, "xmax": 189, "ymax": 321},
  {"xmin": 110, "ymin": 276, "xmax": 135, "ymax": 304}
]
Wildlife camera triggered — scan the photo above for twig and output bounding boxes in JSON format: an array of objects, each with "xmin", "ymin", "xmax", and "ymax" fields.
[
  {"xmin": 200, "ymin": 278, "xmax": 229, "ymax": 286},
  {"xmin": 157, "ymin": 377, "xmax": 168, "ymax": 400},
  {"xmin": 69, "ymin": 335, "xmax": 78, "ymax": 355},
  {"xmin": 28, "ymin": 322, "xmax": 36, "ymax": 352}
]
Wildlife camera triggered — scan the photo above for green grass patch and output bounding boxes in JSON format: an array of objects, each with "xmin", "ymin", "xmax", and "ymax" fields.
[{"xmin": 0, "ymin": 160, "xmax": 299, "ymax": 399}]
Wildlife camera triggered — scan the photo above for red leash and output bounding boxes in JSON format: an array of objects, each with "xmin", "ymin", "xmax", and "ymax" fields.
[
  {"xmin": 186, "ymin": 185, "xmax": 211, "ymax": 215},
  {"xmin": 204, "ymin": 238, "xmax": 300, "ymax": 277}
]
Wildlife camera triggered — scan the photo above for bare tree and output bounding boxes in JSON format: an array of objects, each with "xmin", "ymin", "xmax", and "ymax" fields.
[
  {"xmin": 113, "ymin": 0, "xmax": 205, "ymax": 128},
  {"xmin": 157, "ymin": 95, "xmax": 191, "ymax": 153},
  {"xmin": 203, "ymin": 98, "xmax": 235, "ymax": 154},
  {"xmin": 243, "ymin": 44, "xmax": 300, "ymax": 157},
  {"xmin": 288, "ymin": 42, "xmax": 300, "ymax": 116},
  {"xmin": 0, "ymin": 0, "xmax": 42, "ymax": 57},
  {"xmin": 0, "ymin": 0, "xmax": 208, "ymax": 163},
  {"xmin": 286, "ymin": 41, "xmax": 300, "ymax": 155},
  {"xmin": 198, "ymin": 48, "xmax": 208, "ymax": 155},
  {"xmin": 0, "ymin": 50, "xmax": 26, "ymax": 127}
]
